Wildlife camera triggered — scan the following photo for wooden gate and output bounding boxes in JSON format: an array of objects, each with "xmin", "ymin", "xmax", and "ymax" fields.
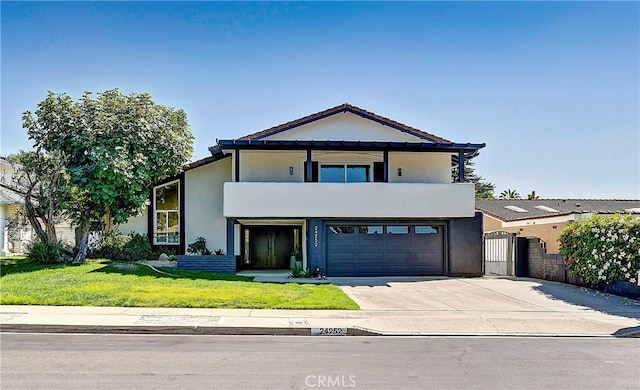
[{"xmin": 484, "ymin": 231, "xmax": 516, "ymax": 276}]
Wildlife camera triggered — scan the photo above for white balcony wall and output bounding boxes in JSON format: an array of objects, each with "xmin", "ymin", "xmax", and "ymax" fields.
[
  {"xmin": 389, "ymin": 152, "xmax": 452, "ymax": 184},
  {"xmin": 262, "ymin": 112, "xmax": 425, "ymax": 142},
  {"xmin": 224, "ymin": 182, "xmax": 475, "ymax": 218}
]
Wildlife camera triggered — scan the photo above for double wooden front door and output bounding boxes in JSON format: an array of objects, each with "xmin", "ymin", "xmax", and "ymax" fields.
[{"xmin": 244, "ymin": 227, "xmax": 295, "ymax": 269}]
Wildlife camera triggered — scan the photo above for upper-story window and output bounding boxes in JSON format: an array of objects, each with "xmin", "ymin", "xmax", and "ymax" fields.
[
  {"xmin": 154, "ymin": 181, "xmax": 180, "ymax": 245},
  {"xmin": 320, "ymin": 164, "xmax": 370, "ymax": 183}
]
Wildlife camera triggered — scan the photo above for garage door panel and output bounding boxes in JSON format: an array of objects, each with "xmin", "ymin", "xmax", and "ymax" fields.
[
  {"xmin": 386, "ymin": 266, "xmax": 414, "ymax": 275},
  {"xmin": 385, "ymin": 252, "xmax": 413, "ymax": 262},
  {"xmin": 413, "ymin": 265, "xmax": 444, "ymax": 275},
  {"xmin": 358, "ymin": 238, "xmax": 385, "ymax": 250},
  {"xmin": 329, "ymin": 266, "xmax": 358, "ymax": 275},
  {"xmin": 358, "ymin": 252, "xmax": 385, "ymax": 262},
  {"xmin": 385, "ymin": 237, "xmax": 412, "ymax": 249},
  {"xmin": 415, "ymin": 249, "xmax": 442, "ymax": 260},
  {"xmin": 358, "ymin": 264, "xmax": 386, "ymax": 273},
  {"xmin": 328, "ymin": 239, "xmax": 356, "ymax": 249},
  {"xmin": 414, "ymin": 237, "xmax": 440, "ymax": 246}
]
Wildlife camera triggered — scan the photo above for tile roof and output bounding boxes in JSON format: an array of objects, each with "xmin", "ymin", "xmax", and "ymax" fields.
[
  {"xmin": 476, "ymin": 199, "xmax": 640, "ymax": 222},
  {"xmin": 236, "ymin": 103, "xmax": 451, "ymax": 143},
  {"xmin": 182, "ymin": 148, "xmax": 229, "ymax": 171}
]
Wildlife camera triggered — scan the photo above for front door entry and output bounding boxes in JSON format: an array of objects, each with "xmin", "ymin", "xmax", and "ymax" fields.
[{"xmin": 245, "ymin": 227, "xmax": 296, "ymax": 269}]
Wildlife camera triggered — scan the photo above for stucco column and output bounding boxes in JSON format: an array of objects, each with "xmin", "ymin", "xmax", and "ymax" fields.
[{"xmin": 226, "ymin": 218, "xmax": 235, "ymax": 256}]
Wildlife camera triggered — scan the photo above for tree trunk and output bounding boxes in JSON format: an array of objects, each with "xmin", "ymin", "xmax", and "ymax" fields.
[
  {"xmin": 103, "ymin": 206, "xmax": 113, "ymax": 233},
  {"xmin": 46, "ymin": 166, "xmax": 60, "ymax": 244},
  {"xmin": 24, "ymin": 198, "xmax": 48, "ymax": 244},
  {"xmin": 73, "ymin": 222, "xmax": 90, "ymax": 263}
]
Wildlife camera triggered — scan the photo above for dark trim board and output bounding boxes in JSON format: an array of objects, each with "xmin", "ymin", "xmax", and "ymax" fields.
[
  {"xmin": 147, "ymin": 172, "xmax": 186, "ymax": 255},
  {"xmin": 217, "ymin": 139, "xmax": 484, "ymax": 157}
]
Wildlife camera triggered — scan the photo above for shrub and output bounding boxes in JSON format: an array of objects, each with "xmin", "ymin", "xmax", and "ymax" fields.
[
  {"xmin": 187, "ymin": 237, "xmax": 212, "ymax": 255},
  {"xmin": 88, "ymin": 231, "xmax": 151, "ymax": 261},
  {"xmin": 559, "ymin": 214, "xmax": 640, "ymax": 284},
  {"xmin": 290, "ymin": 261, "xmax": 303, "ymax": 278},
  {"xmin": 119, "ymin": 233, "xmax": 152, "ymax": 261},
  {"xmin": 151, "ymin": 246, "xmax": 177, "ymax": 260},
  {"xmin": 27, "ymin": 240, "xmax": 63, "ymax": 264},
  {"xmin": 88, "ymin": 231, "xmax": 129, "ymax": 259}
]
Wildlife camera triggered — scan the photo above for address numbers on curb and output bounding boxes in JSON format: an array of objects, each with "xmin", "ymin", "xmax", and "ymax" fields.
[{"xmin": 311, "ymin": 327, "xmax": 348, "ymax": 336}]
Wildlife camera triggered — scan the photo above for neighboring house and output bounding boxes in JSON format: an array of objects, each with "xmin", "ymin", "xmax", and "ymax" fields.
[
  {"xmin": 476, "ymin": 199, "xmax": 640, "ymax": 254},
  {"xmin": 0, "ymin": 158, "xmax": 25, "ymax": 255},
  {"xmin": 0, "ymin": 157, "xmax": 75, "ymax": 255},
  {"xmin": 120, "ymin": 103, "xmax": 486, "ymax": 276}
]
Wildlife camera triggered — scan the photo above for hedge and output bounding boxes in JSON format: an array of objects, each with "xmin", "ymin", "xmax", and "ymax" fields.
[{"xmin": 558, "ymin": 214, "xmax": 640, "ymax": 285}]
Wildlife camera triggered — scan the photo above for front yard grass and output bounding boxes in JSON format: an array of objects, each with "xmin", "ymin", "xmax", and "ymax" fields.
[{"xmin": 0, "ymin": 257, "xmax": 359, "ymax": 310}]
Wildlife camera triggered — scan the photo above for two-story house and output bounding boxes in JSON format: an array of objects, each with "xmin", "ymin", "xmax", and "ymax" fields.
[{"xmin": 120, "ymin": 104, "xmax": 485, "ymax": 277}]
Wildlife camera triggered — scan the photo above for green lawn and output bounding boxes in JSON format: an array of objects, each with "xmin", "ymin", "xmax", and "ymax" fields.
[{"xmin": 0, "ymin": 257, "xmax": 359, "ymax": 309}]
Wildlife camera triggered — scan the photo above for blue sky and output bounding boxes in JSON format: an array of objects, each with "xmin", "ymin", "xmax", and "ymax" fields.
[{"xmin": 2, "ymin": 1, "xmax": 639, "ymax": 199}]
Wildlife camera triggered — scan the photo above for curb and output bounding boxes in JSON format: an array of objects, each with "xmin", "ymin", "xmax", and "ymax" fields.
[
  {"xmin": 2, "ymin": 324, "xmax": 637, "ymax": 337},
  {"xmin": 0, "ymin": 324, "xmax": 381, "ymax": 336}
]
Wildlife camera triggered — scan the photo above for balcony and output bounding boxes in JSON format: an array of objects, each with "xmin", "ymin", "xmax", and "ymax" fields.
[{"xmin": 223, "ymin": 182, "xmax": 475, "ymax": 218}]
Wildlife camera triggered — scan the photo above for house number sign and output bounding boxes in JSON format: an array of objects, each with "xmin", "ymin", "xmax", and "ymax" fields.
[{"xmin": 314, "ymin": 225, "xmax": 319, "ymax": 248}]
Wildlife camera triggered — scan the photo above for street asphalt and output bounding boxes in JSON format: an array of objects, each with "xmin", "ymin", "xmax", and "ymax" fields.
[
  {"xmin": 1, "ymin": 277, "xmax": 639, "ymax": 337},
  {"xmin": 3, "ymin": 334, "xmax": 640, "ymax": 390}
]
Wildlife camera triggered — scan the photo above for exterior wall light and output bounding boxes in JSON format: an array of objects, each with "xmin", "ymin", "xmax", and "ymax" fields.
[
  {"xmin": 397, "ymin": 168, "xmax": 402, "ymax": 177},
  {"xmin": 289, "ymin": 166, "xmax": 294, "ymax": 175}
]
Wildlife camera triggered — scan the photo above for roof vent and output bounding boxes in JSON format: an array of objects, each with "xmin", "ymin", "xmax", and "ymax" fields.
[{"xmin": 505, "ymin": 205, "xmax": 528, "ymax": 213}]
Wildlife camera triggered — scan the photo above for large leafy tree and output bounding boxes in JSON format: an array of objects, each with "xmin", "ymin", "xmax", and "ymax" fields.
[
  {"xmin": 452, "ymin": 159, "xmax": 496, "ymax": 199},
  {"xmin": 22, "ymin": 89, "xmax": 194, "ymax": 262}
]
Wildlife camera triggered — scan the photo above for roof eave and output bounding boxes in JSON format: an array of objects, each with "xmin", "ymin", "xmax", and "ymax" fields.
[{"xmin": 216, "ymin": 139, "xmax": 485, "ymax": 153}]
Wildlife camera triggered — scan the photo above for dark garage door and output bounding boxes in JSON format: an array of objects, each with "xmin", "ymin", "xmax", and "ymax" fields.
[{"xmin": 327, "ymin": 224, "xmax": 445, "ymax": 276}]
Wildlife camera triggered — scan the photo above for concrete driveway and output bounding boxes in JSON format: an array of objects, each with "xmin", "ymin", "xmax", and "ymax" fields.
[{"xmin": 332, "ymin": 276, "xmax": 640, "ymax": 336}]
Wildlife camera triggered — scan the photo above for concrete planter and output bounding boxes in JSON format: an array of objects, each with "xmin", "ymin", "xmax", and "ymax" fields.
[{"xmin": 176, "ymin": 254, "xmax": 236, "ymax": 274}]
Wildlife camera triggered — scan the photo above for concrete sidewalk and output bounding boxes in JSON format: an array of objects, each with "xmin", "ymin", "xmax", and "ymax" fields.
[{"xmin": 1, "ymin": 278, "xmax": 639, "ymax": 337}]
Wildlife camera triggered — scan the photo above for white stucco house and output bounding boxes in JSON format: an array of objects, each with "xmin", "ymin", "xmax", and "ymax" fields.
[{"xmin": 120, "ymin": 103, "xmax": 486, "ymax": 276}]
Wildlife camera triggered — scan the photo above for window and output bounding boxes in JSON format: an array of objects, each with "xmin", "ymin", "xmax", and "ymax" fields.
[
  {"xmin": 415, "ymin": 226, "xmax": 438, "ymax": 234},
  {"xmin": 320, "ymin": 165, "xmax": 345, "ymax": 183},
  {"xmin": 359, "ymin": 226, "xmax": 383, "ymax": 234},
  {"xmin": 154, "ymin": 181, "xmax": 180, "ymax": 245},
  {"xmin": 386, "ymin": 226, "xmax": 409, "ymax": 234},
  {"xmin": 329, "ymin": 226, "xmax": 355, "ymax": 234},
  {"xmin": 347, "ymin": 165, "xmax": 369, "ymax": 182},
  {"xmin": 320, "ymin": 164, "xmax": 370, "ymax": 183}
]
